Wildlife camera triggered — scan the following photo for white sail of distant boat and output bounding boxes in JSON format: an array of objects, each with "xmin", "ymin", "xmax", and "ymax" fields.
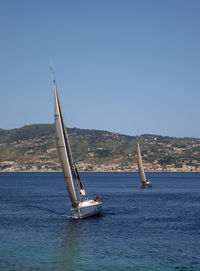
[
  {"xmin": 137, "ymin": 141, "xmax": 151, "ymax": 188},
  {"xmin": 51, "ymin": 67, "xmax": 102, "ymax": 219}
]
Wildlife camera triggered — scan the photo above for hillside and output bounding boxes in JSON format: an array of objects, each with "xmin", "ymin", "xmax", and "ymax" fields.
[{"xmin": 0, "ymin": 124, "xmax": 200, "ymax": 172}]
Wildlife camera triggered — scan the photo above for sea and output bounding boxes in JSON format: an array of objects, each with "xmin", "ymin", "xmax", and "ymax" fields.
[{"xmin": 0, "ymin": 172, "xmax": 199, "ymax": 271}]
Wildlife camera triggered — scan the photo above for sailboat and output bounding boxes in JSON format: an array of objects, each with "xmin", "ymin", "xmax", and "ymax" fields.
[
  {"xmin": 51, "ymin": 67, "xmax": 102, "ymax": 219},
  {"xmin": 137, "ymin": 141, "xmax": 152, "ymax": 188}
]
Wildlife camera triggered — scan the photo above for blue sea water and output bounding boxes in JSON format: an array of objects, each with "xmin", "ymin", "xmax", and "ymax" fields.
[{"xmin": 0, "ymin": 172, "xmax": 200, "ymax": 271}]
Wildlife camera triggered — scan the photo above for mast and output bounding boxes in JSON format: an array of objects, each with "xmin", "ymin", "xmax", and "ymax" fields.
[
  {"xmin": 137, "ymin": 142, "xmax": 147, "ymax": 184},
  {"xmin": 52, "ymin": 68, "xmax": 78, "ymax": 206}
]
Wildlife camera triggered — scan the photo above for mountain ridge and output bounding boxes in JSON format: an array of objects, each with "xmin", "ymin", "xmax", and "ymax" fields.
[{"xmin": 0, "ymin": 124, "xmax": 200, "ymax": 172}]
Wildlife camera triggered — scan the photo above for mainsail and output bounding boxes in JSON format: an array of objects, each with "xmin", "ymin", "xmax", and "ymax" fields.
[
  {"xmin": 52, "ymin": 68, "xmax": 78, "ymax": 206},
  {"xmin": 137, "ymin": 142, "xmax": 147, "ymax": 184}
]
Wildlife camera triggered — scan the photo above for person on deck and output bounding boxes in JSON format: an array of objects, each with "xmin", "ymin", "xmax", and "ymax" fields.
[
  {"xmin": 94, "ymin": 195, "xmax": 101, "ymax": 202},
  {"xmin": 80, "ymin": 188, "xmax": 86, "ymax": 196}
]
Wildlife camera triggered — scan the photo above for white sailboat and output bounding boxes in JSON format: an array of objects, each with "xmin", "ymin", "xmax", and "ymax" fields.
[
  {"xmin": 51, "ymin": 67, "xmax": 102, "ymax": 219},
  {"xmin": 137, "ymin": 141, "xmax": 152, "ymax": 188}
]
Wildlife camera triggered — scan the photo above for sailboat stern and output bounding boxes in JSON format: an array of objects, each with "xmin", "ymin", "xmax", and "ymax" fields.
[{"xmin": 71, "ymin": 199, "xmax": 102, "ymax": 219}]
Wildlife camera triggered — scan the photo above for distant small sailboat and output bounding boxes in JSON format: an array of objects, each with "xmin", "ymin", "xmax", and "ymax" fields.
[
  {"xmin": 51, "ymin": 67, "xmax": 102, "ymax": 219},
  {"xmin": 137, "ymin": 141, "xmax": 152, "ymax": 188}
]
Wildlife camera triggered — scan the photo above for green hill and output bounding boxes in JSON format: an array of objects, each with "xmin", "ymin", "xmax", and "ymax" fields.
[{"xmin": 0, "ymin": 124, "xmax": 199, "ymax": 171}]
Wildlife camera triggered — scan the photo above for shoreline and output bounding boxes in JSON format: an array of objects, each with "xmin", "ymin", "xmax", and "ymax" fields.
[{"xmin": 0, "ymin": 170, "xmax": 200, "ymax": 173}]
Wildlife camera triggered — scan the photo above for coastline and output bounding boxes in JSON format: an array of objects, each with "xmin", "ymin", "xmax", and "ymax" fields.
[{"xmin": 1, "ymin": 169, "xmax": 200, "ymax": 173}]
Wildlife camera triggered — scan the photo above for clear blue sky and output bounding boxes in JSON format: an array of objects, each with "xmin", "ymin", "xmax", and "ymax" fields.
[{"xmin": 1, "ymin": 0, "xmax": 200, "ymax": 137}]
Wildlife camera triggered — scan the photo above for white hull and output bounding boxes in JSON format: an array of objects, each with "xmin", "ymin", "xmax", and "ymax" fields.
[
  {"xmin": 141, "ymin": 180, "xmax": 152, "ymax": 188},
  {"xmin": 71, "ymin": 199, "xmax": 102, "ymax": 219}
]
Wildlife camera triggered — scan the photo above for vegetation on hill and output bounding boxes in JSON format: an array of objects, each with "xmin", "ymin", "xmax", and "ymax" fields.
[{"xmin": 0, "ymin": 124, "xmax": 199, "ymax": 171}]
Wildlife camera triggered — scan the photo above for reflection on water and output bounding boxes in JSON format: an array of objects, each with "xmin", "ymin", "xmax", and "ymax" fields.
[
  {"xmin": 55, "ymin": 219, "xmax": 83, "ymax": 270},
  {"xmin": 139, "ymin": 187, "xmax": 150, "ymax": 193},
  {"xmin": 139, "ymin": 187, "xmax": 146, "ymax": 193}
]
